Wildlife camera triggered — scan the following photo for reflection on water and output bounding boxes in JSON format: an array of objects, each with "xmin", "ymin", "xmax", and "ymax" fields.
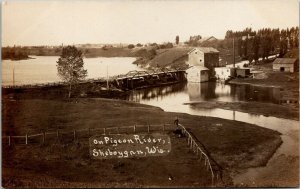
[
  {"xmin": 129, "ymin": 82, "xmax": 282, "ymax": 104},
  {"xmin": 128, "ymin": 82, "xmax": 298, "ymax": 132}
]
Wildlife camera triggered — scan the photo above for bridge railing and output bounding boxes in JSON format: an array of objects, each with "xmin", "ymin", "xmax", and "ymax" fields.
[{"xmin": 2, "ymin": 69, "xmax": 186, "ymax": 89}]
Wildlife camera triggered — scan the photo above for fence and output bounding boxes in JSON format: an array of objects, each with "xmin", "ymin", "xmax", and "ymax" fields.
[
  {"xmin": 178, "ymin": 124, "xmax": 220, "ymax": 186},
  {"xmin": 2, "ymin": 123, "xmax": 220, "ymax": 185},
  {"xmin": 2, "ymin": 124, "xmax": 173, "ymax": 146}
]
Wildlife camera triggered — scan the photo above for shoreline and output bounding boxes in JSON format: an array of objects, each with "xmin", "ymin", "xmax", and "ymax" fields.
[
  {"xmin": 2, "ymin": 56, "xmax": 35, "ymax": 61},
  {"xmin": 229, "ymin": 80, "xmax": 282, "ymax": 88},
  {"xmin": 185, "ymin": 101, "xmax": 299, "ymax": 121}
]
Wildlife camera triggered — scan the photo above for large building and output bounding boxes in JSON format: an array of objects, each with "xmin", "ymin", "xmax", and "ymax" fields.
[
  {"xmin": 186, "ymin": 47, "xmax": 219, "ymax": 68},
  {"xmin": 185, "ymin": 47, "xmax": 219, "ymax": 82},
  {"xmin": 273, "ymin": 58, "xmax": 298, "ymax": 73}
]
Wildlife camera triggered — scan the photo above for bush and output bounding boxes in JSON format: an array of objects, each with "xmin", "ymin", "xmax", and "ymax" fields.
[
  {"xmin": 159, "ymin": 44, "xmax": 166, "ymax": 49},
  {"xmin": 128, "ymin": 44, "xmax": 135, "ymax": 49},
  {"xmin": 165, "ymin": 42, "xmax": 173, "ymax": 48},
  {"xmin": 136, "ymin": 43, "xmax": 143, "ymax": 47}
]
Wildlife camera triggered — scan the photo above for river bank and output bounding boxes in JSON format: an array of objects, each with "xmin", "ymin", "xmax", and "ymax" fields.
[
  {"xmin": 229, "ymin": 62, "xmax": 299, "ymax": 100},
  {"xmin": 2, "ymin": 96, "xmax": 282, "ymax": 188},
  {"xmin": 185, "ymin": 101, "xmax": 298, "ymax": 121}
]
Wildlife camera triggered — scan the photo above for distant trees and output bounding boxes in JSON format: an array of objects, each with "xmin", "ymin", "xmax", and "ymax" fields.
[
  {"xmin": 176, "ymin": 35, "xmax": 179, "ymax": 45},
  {"xmin": 136, "ymin": 43, "xmax": 143, "ymax": 47},
  {"xmin": 225, "ymin": 27, "xmax": 299, "ymax": 63},
  {"xmin": 128, "ymin": 44, "xmax": 135, "ymax": 49},
  {"xmin": 159, "ymin": 42, "xmax": 173, "ymax": 49},
  {"xmin": 56, "ymin": 46, "xmax": 87, "ymax": 98},
  {"xmin": 2, "ymin": 46, "xmax": 29, "ymax": 60},
  {"xmin": 186, "ymin": 35, "xmax": 202, "ymax": 46}
]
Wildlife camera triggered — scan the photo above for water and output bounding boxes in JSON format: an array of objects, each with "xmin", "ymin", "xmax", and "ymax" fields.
[
  {"xmin": 127, "ymin": 82, "xmax": 298, "ymax": 131},
  {"xmin": 129, "ymin": 81, "xmax": 279, "ymax": 105},
  {"xmin": 2, "ymin": 56, "xmax": 139, "ymax": 86},
  {"xmin": 127, "ymin": 82, "xmax": 299, "ymax": 186}
]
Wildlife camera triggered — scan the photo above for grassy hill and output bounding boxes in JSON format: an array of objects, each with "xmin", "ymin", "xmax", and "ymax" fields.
[{"xmin": 148, "ymin": 47, "xmax": 191, "ymax": 69}]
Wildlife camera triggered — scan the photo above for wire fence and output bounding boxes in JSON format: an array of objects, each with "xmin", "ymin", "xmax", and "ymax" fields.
[
  {"xmin": 2, "ymin": 124, "xmax": 173, "ymax": 146},
  {"xmin": 2, "ymin": 123, "xmax": 220, "ymax": 186},
  {"xmin": 178, "ymin": 124, "xmax": 221, "ymax": 186}
]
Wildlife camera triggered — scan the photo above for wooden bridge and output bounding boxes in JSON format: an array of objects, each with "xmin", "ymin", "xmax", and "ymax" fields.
[
  {"xmin": 112, "ymin": 68, "xmax": 186, "ymax": 90},
  {"xmin": 2, "ymin": 68, "xmax": 187, "ymax": 91}
]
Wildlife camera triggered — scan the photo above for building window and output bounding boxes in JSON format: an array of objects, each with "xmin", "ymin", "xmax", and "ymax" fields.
[{"xmin": 200, "ymin": 59, "xmax": 202, "ymax": 62}]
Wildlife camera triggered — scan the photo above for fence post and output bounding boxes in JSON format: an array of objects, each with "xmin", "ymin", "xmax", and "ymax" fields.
[
  {"xmin": 103, "ymin": 128, "xmax": 106, "ymax": 135},
  {"xmin": 134, "ymin": 125, "xmax": 136, "ymax": 133},
  {"xmin": 73, "ymin": 130, "xmax": 76, "ymax": 141},
  {"xmin": 8, "ymin": 136, "xmax": 11, "ymax": 146},
  {"xmin": 25, "ymin": 133, "xmax": 28, "ymax": 145},
  {"xmin": 42, "ymin": 132, "xmax": 45, "ymax": 144},
  {"xmin": 117, "ymin": 127, "xmax": 119, "ymax": 134},
  {"xmin": 148, "ymin": 124, "xmax": 150, "ymax": 133}
]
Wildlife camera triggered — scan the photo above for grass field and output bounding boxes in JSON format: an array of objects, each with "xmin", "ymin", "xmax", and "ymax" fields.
[{"xmin": 2, "ymin": 97, "xmax": 282, "ymax": 187}]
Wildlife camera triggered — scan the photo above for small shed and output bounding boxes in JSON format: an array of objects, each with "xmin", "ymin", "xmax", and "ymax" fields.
[
  {"xmin": 214, "ymin": 67, "xmax": 235, "ymax": 81},
  {"xmin": 273, "ymin": 58, "xmax": 298, "ymax": 73},
  {"xmin": 186, "ymin": 66, "xmax": 209, "ymax": 82},
  {"xmin": 236, "ymin": 68, "xmax": 251, "ymax": 78}
]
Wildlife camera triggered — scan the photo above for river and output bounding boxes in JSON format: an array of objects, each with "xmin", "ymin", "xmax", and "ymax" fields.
[
  {"xmin": 127, "ymin": 82, "xmax": 299, "ymax": 187},
  {"xmin": 2, "ymin": 56, "xmax": 139, "ymax": 86},
  {"xmin": 2, "ymin": 56, "xmax": 299, "ymax": 186}
]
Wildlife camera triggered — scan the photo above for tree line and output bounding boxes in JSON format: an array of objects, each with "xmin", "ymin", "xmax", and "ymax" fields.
[
  {"xmin": 2, "ymin": 46, "xmax": 29, "ymax": 60},
  {"xmin": 225, "ymin": 27, "xmax": 299, "ymax": 63}
]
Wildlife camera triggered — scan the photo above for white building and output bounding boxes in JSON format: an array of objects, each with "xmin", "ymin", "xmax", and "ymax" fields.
[
  {"xmin": 186, "ymin": 65, "xmax": 209, "ymax": 82},
  {"xmin": 186, "ymin": 47, "xmax": 219, "ymax": 82},
  {"xmin": 214, "ymin": 67, "xmax": 235, "ymax": 81}
]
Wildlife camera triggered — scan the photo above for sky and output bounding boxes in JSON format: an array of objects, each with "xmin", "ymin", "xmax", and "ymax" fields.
[{"xmin": 2, "ymin": 0, "xmax": 299, "ymax": 46}]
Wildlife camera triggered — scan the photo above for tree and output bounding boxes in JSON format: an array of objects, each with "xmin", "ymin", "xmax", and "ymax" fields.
[
  {"xmin": 56, "ymin": 46, "xmax": 87, "ymax": 98},
  {"xmin": 175, "ymin": 35, "xmax": 179, "ymax": 45},
  {"xmin": 128, "ymin": 44, "xmax": 135, "ymax": 49},
  {"xmin": 252, "ymin": 36, "xmax": 260, "ymax": 63}
]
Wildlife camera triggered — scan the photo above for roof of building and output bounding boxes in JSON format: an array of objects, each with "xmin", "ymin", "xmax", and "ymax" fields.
[
  {"xmin": 198, "ymin": 36, "xmax": 218, "ymax": 43},
  {"xmin": 214, "ymin": 67, "xmax": 233, "ymax": 70},
  {"xmin": 188, "ymin": 47, "xmax": 219, "ymax": 54},
  {"xmin": 187, "ymin": 65, "xmax": 209, "ymax": 71},
  {"xmin": 273, "ymin": 58, "xmax": 297, "ymax": 64}
]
